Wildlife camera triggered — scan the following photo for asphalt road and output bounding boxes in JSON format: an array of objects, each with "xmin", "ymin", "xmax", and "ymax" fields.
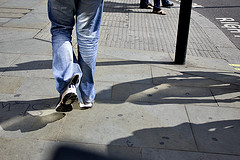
[{"xmin": 173, "ymin": 0, "xmax": 240, "ymax": 50}]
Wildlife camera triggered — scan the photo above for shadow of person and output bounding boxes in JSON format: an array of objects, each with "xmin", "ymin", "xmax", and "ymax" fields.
[
  {"xmin": 0, "ymin": 97, "xmax": 65, "ymax": 132},
  {"xmin": 107, "ymin": 120, "xmax": 240, "ymax": 159},
  {"xmin": 50, "ymin": 145, "xmax": 123, "ymax": 160},
  {"xmin": 0, "ymin": 60, "xmax": 52, "ymax": 73},
  {"xmin": 96, "ymin": 71, "xmax": 240, "ymax": 105}
]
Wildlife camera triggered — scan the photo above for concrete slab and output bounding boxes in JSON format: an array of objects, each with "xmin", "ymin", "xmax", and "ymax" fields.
[
  {"xmin": 0, "ymin": 53, "xmax": 20, "ymax": 73},
  {"xmin": 58, "ymin": 102, "xmax": 197, "ymax": 151},
  {"xmin": 204, "ymin": 28, "xmax": 236, "ymax": 48},
  {"xmin": 0, "ymin": 18, "xmax": 11, "ymax": 25},
  {"xmin": 110, "ymin": 82, "xmax": 217, "ymax": 106},
  {"xmin": 0, "ymin": 0, "xmax": 42, "ymax": 9},
  {"xmin": 16, "ymin": 77, "xmax": 58, "ymax": 96},
  {"xmin": 0, "ymin": 94, "xmax": 64, "ymax": 140},
  {"xmin": 0, "ymin": 138, "xmax": 140, "ymax": 160},
  {"xmin": 211, "ymin": 88, "xmax": 240, "ymax": 108},
  {"xmin": 0, "ymin": 76, "xmax": 25, "ymax": 94},
  {"xmin": 95, "ymin": 59, "xmax": 152, "ymax": 84},
  {"xmin": 0, "ymin": 138, "xmax": 56, "ymax": 160},
  {"xmin": 186, "ymin": 105, "xmax": 240, "ymax": 155},
  {"xmin": 3, "ymin": 12, "xmax": 49, "ymax": 29},
  {"xmin": 184, "ymin": 56, "xmax": 236, "ymax": 71},
  {"xmin": 151, "ymin": 65, "xmax": 227, "ymax": 88},
  {"xmin": 34, "ymin": 22, "xmax": 51, "ymax": 42},
  {"xmin": 0, "ymin": 12, "xmax": 25, "ymax": 18},
  {"xmin": 95, "ymin": 81, "xmax": 113, "ymax": 100},
  {"xmin": 0, "ymin": 39, "xmax": 52, "ymax": 55},
  {"xmin": 30, "ymin": 0, "xmax": 48, "ymax": 14},
  {"xmin": 154, "ymin": 65, "xmax": 240, "ymax": 86},
  {"xmin": 97, "ymin": 46, "xmax": 173, "ymax": 62},
  {"xmin": 2, "ymin": 54, "xmax": 53, "ymax": 78},
  {"xmin": 53, "ymin": 142, "xmax": 142, "ymax": 160},
  {"xmin": 0, "ymin": 27, "xmax": 39, "ymax": 42},
  {"xmin": 142, "ymin": 148, "xmax": 240, "ymax": 160}
]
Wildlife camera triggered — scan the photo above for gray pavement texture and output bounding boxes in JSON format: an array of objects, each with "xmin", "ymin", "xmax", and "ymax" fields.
[{"xmin": 0, "ymin": 0, "xmax": 240, "ymax": 159}]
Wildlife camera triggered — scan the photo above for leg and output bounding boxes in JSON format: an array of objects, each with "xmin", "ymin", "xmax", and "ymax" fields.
[
  {"xmin": 153, "ymin": 0, "xmax": 166, "ymax": 14},
  {"xmin": 48, "ymin": 0, "xmax": 81, "ymax": 111},
  {"xmin": 161, "ymin": 0, "xmax": 174, "ymax": 7},
  {"xmin": 140, "ymin": 0, "xmax": 149, "ymax": 8},
  {"xmin": 76, "ymin": 0, "xmax": 104, "ymax": 104},
  {"xmin": 153, "ymin": 0, "xmax": 161, "ymax": 11},
  {"xmin": 48, "ymin": 0, "xmax": 81, "ymax": 94}
]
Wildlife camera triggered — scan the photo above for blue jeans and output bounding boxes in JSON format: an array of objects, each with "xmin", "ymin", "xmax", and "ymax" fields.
[{"xmin": 48, "ymin": 0, "xmax": 104, "ymax": 103}]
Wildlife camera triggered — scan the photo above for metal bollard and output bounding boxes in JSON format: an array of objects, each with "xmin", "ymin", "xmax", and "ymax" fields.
[{"xmin": 174, "ymin": 0, "xmax": 193, "ymax": 64}]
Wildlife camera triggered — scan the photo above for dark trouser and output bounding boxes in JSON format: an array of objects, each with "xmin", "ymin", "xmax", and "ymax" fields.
[
  {"xmin": 154, "ymin": 0, "xmax": 171, "ymax": 10},
  {"xmin": 140, "ymin": 0, "xmax": 149, "ymax": 8}
]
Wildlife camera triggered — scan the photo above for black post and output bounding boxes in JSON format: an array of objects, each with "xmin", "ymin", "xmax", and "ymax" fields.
[{"xmin": 174, "ymin": 0, "xmax": 193, "ymax": 64}]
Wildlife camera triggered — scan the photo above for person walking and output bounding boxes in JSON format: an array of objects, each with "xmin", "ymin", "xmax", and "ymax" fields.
[
  {"xmin": 140, "ymin": 0, "xmax": 173, "ymax": 15},
  {"xmin": 48, "ymin": 0, "xmax": 104, "ymax": 112}
]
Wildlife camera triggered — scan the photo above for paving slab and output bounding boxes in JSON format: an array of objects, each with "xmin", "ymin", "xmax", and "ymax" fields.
[
  {"xmin": 186, "ymin": 105, "xmax": 240, "ymax": 155},
  {"xmin": 0, "ymin": 76, "xmax": 25, "ymax": 94},
  {"xmin": 0, "ymin": 94, "xmax": 62, "ymax": 139},
  {"xmin": 3, "ymin": 12, "xmax": 49, "ymax": 29},
  {"xmin": 30, "ymin": 0, "xmax": 48, "ymax": 14},
  {"xmin": 0, "ymin": 39, "xmax": 52, "ymax": 55},
  {"xmin": 0, "ymin": 27, "xmax": 39, "ymax": 42},
  {"xmin": 142, "ymin": 148, "xmax": 240, "ymax": 160},
  {"xmin": 0, "ymin": 17, "xmax": 11, "ymax": 25},
  {"xmin": 0, "ymin": 0, "xmax": 42, "ymax": 9},
  {"xmin": 0, "ymin": 8, "xmax": 30, "ymax": 14},
  {"xmin": 16, "ymin": 77, "xmax": 58, "ymax": 96},
  {"xmin": 95, "ymin": 58, "xmax": 152, "ymax": 84},
  {"xmin": 0, "ymin": 12, "xmax": 25, "ymax": 18},
  {"xmin": 109, "ymin": 82, "xmax": 217, "ymax": 106},
  {"xmin": 95, "ymin": 81, "xmax": 113, "ymax": 100},
  {"xmin": 97, "ymin": 46, "xmax": 173, "ymax": 62},
  {"xmin": 151, "ymin": 65, "xmax": 228, "ymax": 88},
  {"xmin": 210, "ymin": 88, "xmax": 240, "ymax": 108},
  {"xmin": 58, "ymin": 102, "xmax": 197, "ymax": 151},
  {"xmin": 155, "ymin": 65, "xmax": 240, "ymax": 86},
  {"xmin": 184, "ymin": 55, "xmax": 236, "ymax": 71},
  {"xmin": 0, "ymin": 138, "xmax": 56, "ymax": 160},
  {"xmin": 53, "ymin": 142, "xmax": 141, "ymax": 160},
  {"xmin": 2, "ymin": 54, "xmax": 53, "ymax": 78},
  {"xmin": 0, "ymin": 53, "xmax": 20, "ymax": 71}
]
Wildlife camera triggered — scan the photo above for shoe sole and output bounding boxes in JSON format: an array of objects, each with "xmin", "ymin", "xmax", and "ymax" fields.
[
  {"xmin": 56, "ymin": 93, "xmax": 77, "ymax": 112},
  {"xmin": 63, "ymin": 92, "xmax": 77, "ymax": 105},
  {"xmin": 56, "ymin": 103, "xmax": 73, "ymax": 112}
]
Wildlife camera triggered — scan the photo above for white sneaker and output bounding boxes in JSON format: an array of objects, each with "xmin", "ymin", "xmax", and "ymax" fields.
[
  {"xmin": 79, "ymin": 102, "xmax": 94, "ymax": 109},
  {"xmin": 56, "ymin": 84, "xmax": 77, "ymax": 112},
  {"xmin": 56, "ymin": 75, "xmax": 79, "ymax": 112}
]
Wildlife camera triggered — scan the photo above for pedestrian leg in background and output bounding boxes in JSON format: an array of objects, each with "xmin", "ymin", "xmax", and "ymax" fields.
[
  {"xmin": 140, "ymin": 0, "xmax": 153, "ymax": 9},
  {"xmin": 161, "ymin": 0, "xmax": 174, "ymax": 7},
  {"xmin": 153, "ymin": 0, "xmax": 166, "ymax": 15}
]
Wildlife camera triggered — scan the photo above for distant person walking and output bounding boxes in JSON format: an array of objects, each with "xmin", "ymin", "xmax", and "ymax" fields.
[
  {"xmin": 48, "ymin": 0, "xmax": 104, "ymax": 112},
  {"xmin": 140, "ymin": 0, "xmax": 173, "ymax": 15}
]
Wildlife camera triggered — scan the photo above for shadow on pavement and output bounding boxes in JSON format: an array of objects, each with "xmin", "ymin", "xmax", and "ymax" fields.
[
  {"xmin": 97, "ymin": 70, "xmax": 240, "ymax": 105},
  {"xmin": 103, "ymin": 1, "xmax": 138, "ymax": 13},
  {"xmin": 49, "ymin": 119, "xmax": 240, "ymax": 159},
  {"xmin": 0, "ymin": 60, "xmax": 52, "ymax": 72},
  {"xmin": 50, "ymin": 145, "xmax": 124, "ymax": 160},
  {"xmin": 0, "ymin": 97, "xmax": 64, "ymax": 132},
  {"xmin": 107, "ymin": 119, "xmax": 240, "ymax": 158}
]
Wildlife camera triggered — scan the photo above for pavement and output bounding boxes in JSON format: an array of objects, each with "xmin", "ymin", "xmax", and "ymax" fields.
[{"xmin": 0, "ymin": 0, "xmax": 240, "ymax": 159}]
